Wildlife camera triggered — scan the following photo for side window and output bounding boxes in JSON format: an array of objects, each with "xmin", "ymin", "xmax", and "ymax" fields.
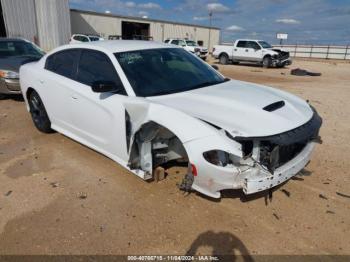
[
  {"xmin": 171, "ymin": 40, "xmax": 179, "ymax": 45},
  {"xmin": 237, "ymin": 41, "xmax": 247, "ymax": 48},
  {"xmin": 73, "ymin": 35, "xmax": 80, "ymax": 41},
  {"xmin": 76, "ymin": 50, "xmax": 126, "ymax": 95},
  {"xmin": 246, "ymin": 41, "xmax": 260, "ymax": 49},
  {"xmin": 164, "ymin": 39, "xmax": 170, "ymax": 43},
  {"xmin": 81, "ymin": 36, "xmax": 89, "ymax": 42},
  {"xmin": 45, "ymin": 49, "xmax": 80, "ymax": 79}
]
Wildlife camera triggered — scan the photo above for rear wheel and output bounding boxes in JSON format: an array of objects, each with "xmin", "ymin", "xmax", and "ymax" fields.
[
  {"xmin": 219, "ymin": 54, "xmax": 229, "ymax": 65},
  {"xmin": 28, "ymin": 90, "xmax": 53, "ymax": 133},
  {"xmin": 262, "ymin": 56, "xmax": 272, "ymax": 68}
]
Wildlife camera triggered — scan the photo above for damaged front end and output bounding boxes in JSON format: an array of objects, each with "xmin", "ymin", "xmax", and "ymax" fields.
[
  {"xmin": 271, "ymin": 49, "xmax": 292, "ymax": 67},
  {"xmin": 123, "ymin": 99, "xmax": 322, "ymax": 198},
  {"xmin": 232, "ymin": 108, "xmax": 322, "ymax": 194}
]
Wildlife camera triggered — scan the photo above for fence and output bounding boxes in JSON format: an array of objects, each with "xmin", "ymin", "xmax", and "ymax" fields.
[{"xmin": 273, "ymin": 44, "xmax": 350, "ymax": 60}]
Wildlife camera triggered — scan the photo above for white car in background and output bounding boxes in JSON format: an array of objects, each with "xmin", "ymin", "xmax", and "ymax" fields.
[
  {"xmin": 70, "ymin": 34, "xmax": 104, "ymax": 44},
  {"xmin": 19, "ymin": 40, "xmax": 321, "ymax": 199},
  {"xmin": 165, "ymin": 38, "xmax": 208, "ymax": 60}
]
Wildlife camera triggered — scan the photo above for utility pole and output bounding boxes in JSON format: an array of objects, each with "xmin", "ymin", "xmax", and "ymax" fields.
[{"xmin": 208, "ymin": 11, "xmax": 212, "ymax": 52}]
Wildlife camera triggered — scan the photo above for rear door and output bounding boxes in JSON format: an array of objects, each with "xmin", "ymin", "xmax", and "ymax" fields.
[
  {"xmin": 234, "ymin": 40, "xmax": 247, "ymax": 60},
  {"xmin": 42, "ymin": 49, "xmax": 80, "ymax": 132}
]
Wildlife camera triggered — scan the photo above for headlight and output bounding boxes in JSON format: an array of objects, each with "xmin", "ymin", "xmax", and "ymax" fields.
[
  {"xmin": 194, "ymin": 48, "xmax": 200, "ymax": 52},
  {"xmin": 0, "ymin": 70, "xmax": 19, "ymax": 79},
  {"xmin": 203, "ymin": 150, "xmax": 241, "ymax": 167}
]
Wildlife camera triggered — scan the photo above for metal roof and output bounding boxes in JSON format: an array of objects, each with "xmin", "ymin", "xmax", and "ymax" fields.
[{"xmin": 70, "ymin": 9, "xmax": 220, "ymax": 30}]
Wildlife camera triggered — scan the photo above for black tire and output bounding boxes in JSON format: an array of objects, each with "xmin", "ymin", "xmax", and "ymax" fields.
[
  {"xmin": 0, "ymin": 93, "xmax": 6, "ymax": 100},
  {"xmin": 201, "ymin": 57, "xmax": 207, "ymax": 61},
  {"xmin": 219, "ymin": 54, "xmax": 229, "ymax": 65},
  {"xmin": 262, "ymin": 56, "xmax": 272, "ymax": 68},
  {"xmin": 28, "ymin": 90, "xmax": 53, "ymax": 133},
  {"xmin": 232, "ymin": 61, "xmax": 240, "ymax": 65}
]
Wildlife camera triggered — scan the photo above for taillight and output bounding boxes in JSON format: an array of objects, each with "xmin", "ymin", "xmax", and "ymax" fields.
[{"xmin": 191, "ymin": 163, "xmax": 197, "ymax": 176}]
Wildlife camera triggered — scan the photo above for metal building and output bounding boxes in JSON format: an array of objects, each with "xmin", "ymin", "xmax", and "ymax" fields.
[
  {"xmin": 70, "ymin": 9, "xmax": 220, "ymax": 51},
  {"xmin": 0, "ymin": 0, "xmax": 71, "ymax": 51}
]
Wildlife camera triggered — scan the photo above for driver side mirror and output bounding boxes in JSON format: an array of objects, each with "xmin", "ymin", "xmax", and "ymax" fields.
[{"xmin": 91, "ymin": 81, "xmax": 121, "ymax": 93}]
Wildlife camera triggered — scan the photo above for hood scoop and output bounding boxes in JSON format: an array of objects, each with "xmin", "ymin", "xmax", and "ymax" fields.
[{"xmin": 263, "ymin": 101, "xmax": 285, "ymax": 112}]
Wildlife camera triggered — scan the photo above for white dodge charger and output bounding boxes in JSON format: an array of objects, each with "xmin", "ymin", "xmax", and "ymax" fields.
[{"xmin": 20, "ymin": 40, "xmax": 322, "ymax": 198}]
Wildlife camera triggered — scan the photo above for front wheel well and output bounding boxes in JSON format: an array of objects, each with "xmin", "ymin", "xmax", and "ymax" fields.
[
  {"xmin": 128, "ymin": 121, "xmax": 189, "ymax": 179},
  {"xmin": 26, "ymin": 87, "xmax": 35, "ymax": 101}
]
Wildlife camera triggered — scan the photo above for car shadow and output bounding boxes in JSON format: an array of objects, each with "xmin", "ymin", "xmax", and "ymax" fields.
[
  {"xmin": 0, "ymin": 94, "xmax": 24, "ymax": 102},
  {"xmin": 185, "ymin": 230, "xmax": 254, "ymax": 261}
]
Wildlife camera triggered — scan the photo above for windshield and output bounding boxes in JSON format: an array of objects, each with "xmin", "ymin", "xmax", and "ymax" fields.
[
  {"xmin": 258, "ymin": 41, "xmax": 272, "ymax": 48},
  {"xmin": 185, "ymin": 40, "xmax": 197, "ymax": 46},
  {"xmin": 115, "ymin": 48, "xmax": 226, "ymax": 97},
  {"xmin": 0, "ymin": 41, "xmax": 44, "ymax": 58}
]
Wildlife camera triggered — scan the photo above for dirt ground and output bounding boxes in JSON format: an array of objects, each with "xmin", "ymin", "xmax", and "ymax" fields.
[{"xmin": 0, "ymin": 58, "xmax": 349, "ymax": 257}]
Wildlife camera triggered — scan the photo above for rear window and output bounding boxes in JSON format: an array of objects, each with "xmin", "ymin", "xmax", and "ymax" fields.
[
  {"xmin": 236, "ymin": 41, "xmax": 247, "ymax": 48},
  {"xmin": 45, "ymin": 49, "xmax": 80, "ymax": 79}
]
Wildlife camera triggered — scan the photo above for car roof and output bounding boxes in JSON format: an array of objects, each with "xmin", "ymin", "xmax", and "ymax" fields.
[
  {"xmin": 64, "ymin": 40, "xmax": 176, "ymax": 53},
  {"xmin": 0, "ymin": 37, "xmax": 27, "ymax": 42}
]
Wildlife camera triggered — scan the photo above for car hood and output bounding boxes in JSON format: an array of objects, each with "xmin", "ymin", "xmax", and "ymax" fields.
[
  {"xmin": 148, "ymin": 80, "xmax": 313, "ymax": 137},
  {"xmin": 0, "ymin": 56, "xmax": 42, "ymax": 72}
]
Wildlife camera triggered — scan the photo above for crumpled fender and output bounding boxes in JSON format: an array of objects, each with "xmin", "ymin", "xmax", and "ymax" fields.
[
  {"xmin": 123, "ymin": 98, "xmax": 243, "ymax": 198},
  {"xmin": 123, "ymin": 98, "xmax": 220, "ymax": 143}
]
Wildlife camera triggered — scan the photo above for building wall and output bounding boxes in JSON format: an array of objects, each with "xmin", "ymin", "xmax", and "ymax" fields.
[
  {"xmin": 1, "ymin": 0, "xmax": 71, "ymax": 51},
  {"xmin": 70, "ymin": 11, "xmax": 120, "ymax": 38},
  {"xmin": 35, "ymin": 0, "xmax": 71, "ymax": 51},
  {"xmin": 0, "ymin": 0, "xmax": 38, "ymax": 43},
  {"xmin": 70, "ymin": 10, "xmax": 220, "ymax": 51}
]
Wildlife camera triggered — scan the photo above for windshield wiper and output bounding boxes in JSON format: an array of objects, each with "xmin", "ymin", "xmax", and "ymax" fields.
[
  {"xmin": 190, "ymin": 78, "xmax": 229, "ymax": 90},
  {"xmin": 148, "ymin": 78, "xmax": 230, "ymax": 97}
]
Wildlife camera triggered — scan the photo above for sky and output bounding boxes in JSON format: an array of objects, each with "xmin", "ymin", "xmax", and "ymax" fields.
[{"xmin": 69, "ymin": 0, "xmax": 350, "ymax": 45}]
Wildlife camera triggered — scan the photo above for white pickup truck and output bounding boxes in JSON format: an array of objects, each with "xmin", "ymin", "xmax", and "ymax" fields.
[
  {"xmin": 213, "ymin": 39, "xmax": 292, "ymax": 68},
  {"xmin": 165, "ymin": 39, "xmax": 208, "ymax": 60}
]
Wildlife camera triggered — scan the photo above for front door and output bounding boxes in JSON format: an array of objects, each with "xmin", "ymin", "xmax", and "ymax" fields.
[
  {"xmin": 244, "ymin": 41, "xmax": 263, "ymax": 61},
  {"xmin": 68, "ymin": 49, "xmax": 129, "ymax": 160}
]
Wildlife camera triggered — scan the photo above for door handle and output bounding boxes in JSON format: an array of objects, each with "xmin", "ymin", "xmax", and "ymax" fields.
[
  {"xmin": 245, "ymin": 49, "xmax": 249, "ymax": 52},
  {"xmin": 71, "ymin": 95, "xmax": 78, "ymax": 100},
  {"xmin": 39, "ymin": 80, "xmax": 44, "ymax": 84},
  {"xmin": 234, "ymin": 49, "xmax": 237, "ymax": 51}
]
